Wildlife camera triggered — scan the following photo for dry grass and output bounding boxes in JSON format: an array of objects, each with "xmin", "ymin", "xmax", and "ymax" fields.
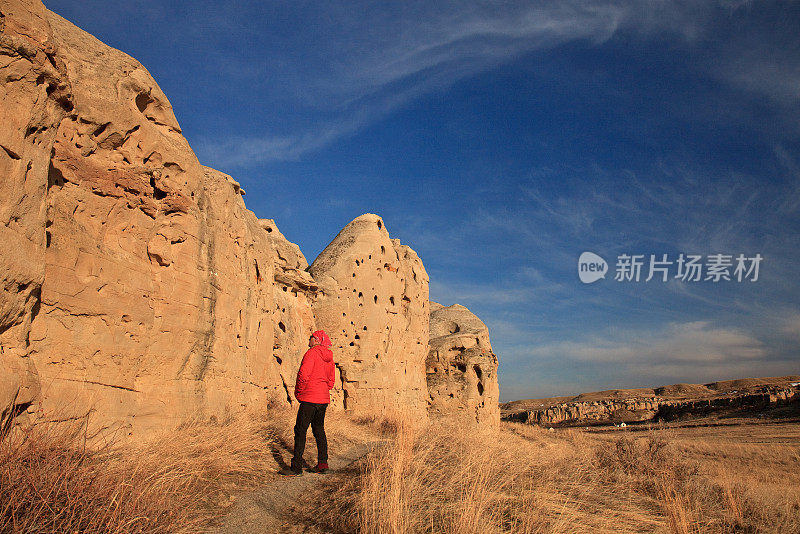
[
  {"xmin": 0, "ymin": 415, "xmax": 267, "ymax": 533},
  {"xmin": 0, "ymin": 405, "xmax": 386, "ymax": 533},
  {"xmin": 1, "ymin": 408, "xmax": 292, "ymax": 533},
  {"xmin": 312, "ymin": 419, "xmax": 800, "ymax": 534},
  {"xmin": 3, "ymin": 405, "xmax": 798, "ymax": 534}
]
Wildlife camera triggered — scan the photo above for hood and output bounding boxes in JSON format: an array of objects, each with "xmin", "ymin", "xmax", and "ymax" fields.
[
  {"xmin": 315, "ymin": 345, "xmax": 333, "ymax": 362},
  {"xmin": 312, "ymin": 329, "xmax": 332, "ymax": 347}
]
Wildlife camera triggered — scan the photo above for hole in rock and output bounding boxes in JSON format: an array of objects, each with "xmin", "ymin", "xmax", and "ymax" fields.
[
  {"xmin": 373, "ymin": 295, "xmax": 377, "ymax": 304},
  {"xmin": 477, "ymin": 382, "xmax": 484, "ymax": 395},
  {"xmin": 150, "ymin": 176, "xmax": 167, "ymax": 199},
  {"xmin": 135, "ymin": 92, "xmax": 154, "ymax": 113},
  {"xmin": 93, "ymin": 123, "xmax": 109, "ymax": 137},
  {"xmin": 443, "ymin": 321, "xmax": 459, "ymax": 334},
  {"xmin": 377, "ymin": 220, "xmax": 382, "ymax": 229},
  {"xmin": 390, "ymin": 296, "xmax": 395, "ymax": 305},
  {"xmin": 47, "ymin": 161, "xmax": 65, "ymax": 188},
  {"xmin": 473, "ymin": 365, "xmax": 483, "ymax": 379},
  {"xmin": 278, "ymin": 321, "xmax": 285, "ymax": 332}
]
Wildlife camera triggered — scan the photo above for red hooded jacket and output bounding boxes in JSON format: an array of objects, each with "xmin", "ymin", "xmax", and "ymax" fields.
[{"xmin": 294, "ymin": 345, "xmax": 335, "ymax": 404}]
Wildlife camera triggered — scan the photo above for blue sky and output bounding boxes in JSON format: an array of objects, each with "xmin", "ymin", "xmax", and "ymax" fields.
[{"xmin": 44, "ymin": 1, "xmax": 799, "ymax": 401}]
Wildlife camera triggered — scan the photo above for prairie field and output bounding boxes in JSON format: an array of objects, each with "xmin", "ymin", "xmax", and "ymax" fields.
[
  {"xmin": 305, "ymin": 418, "xmax": 800, "ymax": 533},
  {"xmin": 1, "ymin": 409, "xmax": 798, "ymax": 533}
]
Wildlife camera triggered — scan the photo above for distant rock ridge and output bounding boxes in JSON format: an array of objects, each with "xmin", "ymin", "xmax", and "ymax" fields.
[
  {"xmin": 503, "ymin": 377, "xmax": 800, "ymax": 427},
  {"xmin": 0, "ymin": 0, "xmax": 501, "ymax": 436}
]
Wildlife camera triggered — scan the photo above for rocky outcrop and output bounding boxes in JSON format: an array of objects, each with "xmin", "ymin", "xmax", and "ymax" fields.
[
  {"xmin": 8, "ymin": 4, "xmax": 284, "ymax": 437},
  {"xmin": 309, "ymin": 214, "xmax": 430, "ymax": 417},
  {"xmin": 427, "ymin": 303, "xmax": 499, "ymax": 424},
  {"xmin": 1, "ymin": 2, "xmax": 501, "ymax": 437},
  {"xmin": 0, "ymin": 0, "xmax": 73, "ymax": 426},
  {"xmin": 506, "ymin": 385, "xmax": 800, "ymax": 427},
  {"xmin": 509, "ymin": 398, "xmax": 661, "ymax": 426},
  {"xmin": 259, "ymin": 218, "xmax": 319, "ymax": 405}
]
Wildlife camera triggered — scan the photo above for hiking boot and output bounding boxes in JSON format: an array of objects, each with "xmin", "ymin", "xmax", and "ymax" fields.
[
  {"xmin": 279, "ymin": 466, "xmax": 303, "ymax": 476},
  {"xmin": 308, "ymin": 463, "xmax": 329, "ymax": 474}
]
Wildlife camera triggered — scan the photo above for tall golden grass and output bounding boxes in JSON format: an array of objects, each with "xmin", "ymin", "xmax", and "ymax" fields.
[
  {"xmin": 2, "ymin": 406, "xmax": 798, "ymax": 533},
  {"xmin": 0, "ymin": 411, "xmax": 283, "ymax": 533},
  {"xmin": 310, "ymin": 419, "xmax": 800, "ymax": 534}
]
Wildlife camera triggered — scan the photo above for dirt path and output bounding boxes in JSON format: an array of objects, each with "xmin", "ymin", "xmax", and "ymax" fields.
[{"xmin": 209, "ymin": 441, "xmax": 377, "ymax": 534}]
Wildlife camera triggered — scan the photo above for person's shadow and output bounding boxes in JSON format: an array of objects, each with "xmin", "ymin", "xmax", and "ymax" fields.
[{"xmin": 269, "ymin": 435, "xmax": 310, "ymax": 469}]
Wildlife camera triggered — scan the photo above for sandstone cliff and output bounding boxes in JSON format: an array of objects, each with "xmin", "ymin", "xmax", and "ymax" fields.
[
  {"xmin": 427, "ymin": 302, "xmax": 500, "ymax": 424},
  {"xmin": 0, "ymin": 1, "xmax": 501, "ymax": 437},
  {"xmin": 309, "ymin": 214, "xmax": 430, "ymax": 417},
  {"xmin": 1, "ymin": 0, "xmax": 72, "ymax": 427},
  {"xmin": 24, "ymin": 7, "xmax": 284, "ymax": 436},
  {"xmin": 503, "ymin": 377, "xmax": 800, "ymax": 427},
  {"xmin": 258, "ymin": 218, "xmax": 319, "ymax": 406}
]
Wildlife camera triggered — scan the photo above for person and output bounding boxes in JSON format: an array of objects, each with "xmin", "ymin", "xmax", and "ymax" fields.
[{"xmin": 280, "ymin": 330, "xmax": 335, "ymax": 476}]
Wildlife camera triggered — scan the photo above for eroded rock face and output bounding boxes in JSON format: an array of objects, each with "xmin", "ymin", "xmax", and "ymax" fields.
[
  {"xmin": 2, "ymin": 2, "xmax": 501, "ymax": 436},
  {"xmin": 427, "ymin": 303, "xmax": 500, "ymax": 424},
  {"xmin": 259, "ymin": 219, "xmax": 320, "ymax": 406},
  {"xmin": 506, "ymin": 384, "xmax": 800, "ymax": 427},
  {"xmin": 20, "ymin": 8, "xmax": 280, "ymax": 437},
  {"xmin": 0, "ymin": 0, "xmax": 72, "ymax": 425},
  {"xmin": 309, "ymin": 214, "xmax": 429, "ymax": 417}
]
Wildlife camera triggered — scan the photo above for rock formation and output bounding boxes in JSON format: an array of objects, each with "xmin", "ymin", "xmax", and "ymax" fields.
[
  {"xmin": 258, "ymin": 218, "xmax": 320, "ymax": 405},
  {"xmin": 0, "ymin": 1, "xmax": 284, "ymax": 437},
  {"xmin": 504, "ymin": 380, "xmax": 800, "ymax": 427},
  {"xmin": 0, "ymin": 1, "xmax": 501, "ymax": 437},
  {"xmin": 309, "ymin": 214, "xmax": 430, "ymax": 417},
  {"xmin": 1, "ymin": 0, "xmax": 73, "ymax": 426},
  {"xmin": 427, "ymin": 303, "xmax": 500, "ymax": 424}
]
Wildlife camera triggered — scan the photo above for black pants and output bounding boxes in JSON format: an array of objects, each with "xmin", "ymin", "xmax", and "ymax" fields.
[{"xmin": 291, "ymin": 401, "xmax": 328, "ymax": 470}]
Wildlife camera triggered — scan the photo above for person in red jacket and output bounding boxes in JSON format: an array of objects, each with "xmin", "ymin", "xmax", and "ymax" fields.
[{"xmin": 280, "ymin": 329, "xmax": 335, "ymax": 476}]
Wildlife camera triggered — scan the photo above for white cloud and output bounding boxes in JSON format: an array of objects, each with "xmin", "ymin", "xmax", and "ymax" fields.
[
  {"xmin": 525, "ymin": 320, "xmax": 766, "ymax": 364},
  {"xmin": 199, "ymin": 1, "xmax": 738, "ymax": 166},
  {"xmin": 778, "ymin": 313, "xmax": 800, "ymax": 339},
  {"xmin": 430, "ymin": 280, "xmax": 549, "ymax": 307}
]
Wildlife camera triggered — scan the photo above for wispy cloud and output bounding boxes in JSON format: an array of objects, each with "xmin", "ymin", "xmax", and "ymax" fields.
[
  {"xmin": 430, "ymin": 277, "xmax": 569, "ymax": 308},
  {"xmin": 196, "ymin": 1, "xmax": 757, "ymax": 166},
  {"xmin": 526, "ymin": 321, "xmax": 766, "ymax": 364}
]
